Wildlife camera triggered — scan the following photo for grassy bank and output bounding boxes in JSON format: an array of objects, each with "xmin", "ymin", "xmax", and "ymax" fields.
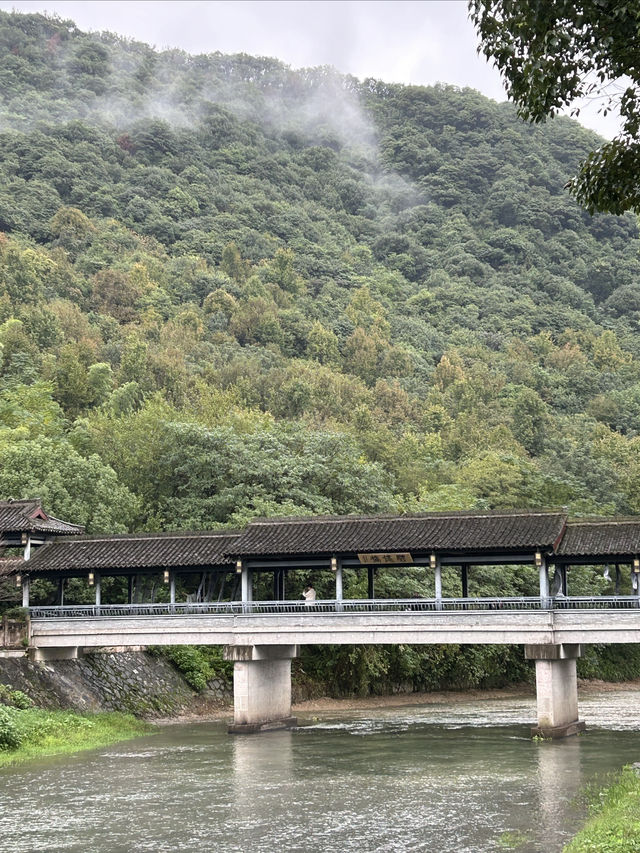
[
  {"xmin": 564, "ymin": 767, "xmax": 640, "ymax": 852},
  {"xmin": 0, "ymin": 706, "xmax": 153, "ymax": 767}
]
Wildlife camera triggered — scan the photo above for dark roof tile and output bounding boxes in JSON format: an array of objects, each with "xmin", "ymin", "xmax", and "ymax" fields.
[
  {"xmin": 557, "ymin": 520, "xmax": 640, "ymax": 557},
  {"xmin": 25, "ymin": 531, "xmax": 241, "ymax": 573},
  {"xmin": 0, "ymin": 499, "xmax": 84, "ymax": 535},
  {"xmin": 0, "ymin": 557, "xmax": 23, "ymax": 577},
  {"xmin": 233, "ymin": 510, "xmax": 567, "ymax": 557}
]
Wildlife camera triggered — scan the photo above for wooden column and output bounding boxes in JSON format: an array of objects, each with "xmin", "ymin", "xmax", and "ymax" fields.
[
  {"xmin": 615, "ymin": 563, "xmax": 621, "ymax": 596},
  {"xmin": 272, "ymin": 569, "xmax": 285, "ymax": 601},
  {"xmin": 128, "ymin": 575, "xmax": 134, "ymax": 604},
  {"xmin": 169, "ymin": 572, "xmax": 176, "ymax": 605},
  {"xmin": 367, "ymin": 566, "xmax": 375, "ymax": 600},
  {"xmin": 562, "ymin": 566, "xmax": 568, "ymax": 596},
  {"xmin": 461, "ymin": 565, "xmax": 469, "ymax": 599},
  {"xmin": 58, "ymin": 578, "xmax": 65, "ymax": 606}
]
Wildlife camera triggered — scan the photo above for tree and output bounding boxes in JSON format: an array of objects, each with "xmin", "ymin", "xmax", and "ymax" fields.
[
  {"xmin": 470, "ymin": 0, "xmax": 640, "ymax": 214},
  {"xmin": 0, "ymin": 437, "xmax": 139, "ymax": 533}
]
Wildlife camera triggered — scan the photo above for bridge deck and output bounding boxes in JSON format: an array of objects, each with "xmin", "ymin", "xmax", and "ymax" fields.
[{"xmin": 28, "ymin": 597, "xmax": 640, "ymax": 649}]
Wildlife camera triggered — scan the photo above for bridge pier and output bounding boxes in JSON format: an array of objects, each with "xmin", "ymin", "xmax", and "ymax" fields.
[
  {"xmin": 28, "ymin": 646, "xmax": 82, "ymax": 662},
  {"xmin": 224, "ymin": 644, "xmax": 298, "ymax": 734},
  {"xmin": 525, "ymin": 644, "xmax": 586, "ymax": 738}
]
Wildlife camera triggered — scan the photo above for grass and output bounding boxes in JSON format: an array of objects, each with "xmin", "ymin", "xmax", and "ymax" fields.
[
  {"xmin": 498, "ymin": 830, "xmax": 530, "ymax": 849},
  {"xmin": 564, "ymin": 767, "xmax": 640, "ymax": 852},
  {"xmin": 0, "ymin": 707, "xmax": 154, "ymax": 767}
]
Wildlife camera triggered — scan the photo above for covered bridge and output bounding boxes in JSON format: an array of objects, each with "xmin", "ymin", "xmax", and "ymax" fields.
[{"xmin": 13, "ymin": 508, "xmax": 640, "ymax": 608}]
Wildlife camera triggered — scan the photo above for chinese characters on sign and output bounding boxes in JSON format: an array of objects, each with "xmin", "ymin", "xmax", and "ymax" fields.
[{"xmin": 357, "ymin": 552, "xmax": 413, "ymax": 565}]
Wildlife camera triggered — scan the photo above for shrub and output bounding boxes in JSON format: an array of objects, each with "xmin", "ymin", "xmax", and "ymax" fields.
[
  {"xmin": 0, "ymin": 685, "xmax": 33, "ymax": 709},
  {"xmin": 3, "ymin": 607, "xmax": 28, "ymax": 621},
  {"xmin": 0, "ymin": 706, "xmax": 22, "ymax": 750},
  {"xmin": 9, "ymin": 690, "xmax": 33, "ymax": 710},
  {"xmin": 152, "ymin": 645, "xmax": 232, "ymax": 692}
]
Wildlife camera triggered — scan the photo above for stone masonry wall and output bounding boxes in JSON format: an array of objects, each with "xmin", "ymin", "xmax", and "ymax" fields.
[{"xmin": 0, "ymin": 650, "xmax": 232, "ymax": 716}]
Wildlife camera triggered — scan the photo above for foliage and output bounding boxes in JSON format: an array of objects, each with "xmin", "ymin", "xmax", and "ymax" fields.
[
  {"xmin": 153, "ymin": 645, "xmax": 232, "ymax": 691},
  {"xmin": 0, "ymin": 437, "xmax": 139, "ymax": 532},
  {"xmin": 0, "ymin": 684, "xmax": 33, "ymax": 709},
  {"xmin": 297, "ymin": 642, "xmax": 532, "ymax": 697},
  {"xmin": 564, "ymin": 767, "xmax": 640, "ymax": 852},
  {"xmin": 0, "ymin": 707, "xmax": 151, "ymax": 765},
  {"xmin": 470, "ymin": 0, "xmax": 640, "ymax": 215},
  {"xmin": 577, "ymin": 645, "xmax": 640, "ymax": 682},
  {"xmin": 0, "ymin": 705, "xmax": 22, "ymax": 749},
  {"xmin": 1, "ymin": 10, "xmax": 640, "ymax": 689},
  {"xmin": 2, "ymin": 606, "xmax": 28, "ymax": 621}
]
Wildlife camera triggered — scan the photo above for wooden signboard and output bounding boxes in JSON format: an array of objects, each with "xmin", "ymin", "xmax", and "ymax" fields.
[{"xmin": 357, "ymin": 552, "xmax": 413, "ymax": 565}]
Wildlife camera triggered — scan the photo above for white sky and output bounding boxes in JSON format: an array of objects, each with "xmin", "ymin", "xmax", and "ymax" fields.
[{"xmin": 0, "ymin": 0, "xmax": 620, "ymax": 138}]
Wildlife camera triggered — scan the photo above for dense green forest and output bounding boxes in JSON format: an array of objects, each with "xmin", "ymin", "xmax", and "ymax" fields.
[{"xmin": 2, "ymin": 10, "xmax": 640, "ymax": 692}]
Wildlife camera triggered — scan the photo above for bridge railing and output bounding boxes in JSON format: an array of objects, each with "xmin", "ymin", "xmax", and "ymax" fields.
[{"xmin": 27, "ymin": 595, "xmax": 640, "ymax": 619}]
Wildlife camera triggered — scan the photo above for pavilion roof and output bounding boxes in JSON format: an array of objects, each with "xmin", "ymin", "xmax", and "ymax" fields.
[
  {"xmin": 0, "ymin": 499, "xmax": 84, "ymax": 536},
  {"xmin": 232, "ymin": 510, "xmax": 568, "ymax": 558},
  {"xmin": 0, "ymin": 557, "xmax": 23, "ymax": 577},
  {"xmin": 556, "ymin": 519, "xmax": 640, "ymax": 558},
  {"xmin": 24, "ymin": 530, "xmax": 241, "ymax": 573}
]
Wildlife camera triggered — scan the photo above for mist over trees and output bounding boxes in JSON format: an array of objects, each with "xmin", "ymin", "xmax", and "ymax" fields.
[
  {"xmin": 3, "ymin": 10, "xmax": 640, "ymax": 688},
  {"xmin": 3, "ymin": 7, "xmax": 640, "ymax": 526}
]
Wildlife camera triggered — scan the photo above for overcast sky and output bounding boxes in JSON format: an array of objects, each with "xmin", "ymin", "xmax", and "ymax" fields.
[{"xmin": 0, "ymin": 0, "xmax": 619, "ymax": 138}]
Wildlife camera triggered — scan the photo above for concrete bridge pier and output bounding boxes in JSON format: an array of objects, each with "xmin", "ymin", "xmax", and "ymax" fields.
[
  {"xmin": 28, "ymin": 646, "xmax": 82, "ymax": 662},
  {"xmin": 525, "ymin": 644, "xmax": 586, "ymax": 739},
  {"xmin": 224, "ymin": 644, "xmax": 298, "ymax": 734}
]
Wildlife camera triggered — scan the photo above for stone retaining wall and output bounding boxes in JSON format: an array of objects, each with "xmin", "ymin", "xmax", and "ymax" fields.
[{"xmin": 0, "ymin": 650, "xmax": 233, "ymax": 716}]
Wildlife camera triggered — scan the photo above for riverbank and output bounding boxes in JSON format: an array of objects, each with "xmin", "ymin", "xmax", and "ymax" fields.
[
  {"xmin": 564, "ymin": 767, "xmax": 640, "ymax": 852},
  {"xmin": 153, "ymin": 677, "xmax": 640, "ymax": 724},
  {"xmin": 153, "ymin": 683, "xmax": 539, "ymax": 724},
  {"xmin": 0, "ymin": 708, "xmax": 152, "ymax": 767}
]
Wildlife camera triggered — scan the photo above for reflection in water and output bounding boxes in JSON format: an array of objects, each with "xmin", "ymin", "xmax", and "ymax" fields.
[
  {"xmin": 0, "ymin": 689, "xmax": 639, "ymax": 853},
  {"xmin": 536, "ymin": 739, "xmax": 583, "ymax": 852},
  {"xmin": 232, "ymin": 731, "xmax": 295, "ymax": 852}
]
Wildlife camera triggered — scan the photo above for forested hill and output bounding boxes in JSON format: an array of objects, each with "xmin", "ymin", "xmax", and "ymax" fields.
[{"xmin": 2, "ymin": 10, "xmax": 640, "ymax": 536}]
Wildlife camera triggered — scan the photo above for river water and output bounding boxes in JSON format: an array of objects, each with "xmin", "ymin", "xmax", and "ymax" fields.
[{"xmin": 2, "ymin": 689, "xmax": 640, "ymax": 853}]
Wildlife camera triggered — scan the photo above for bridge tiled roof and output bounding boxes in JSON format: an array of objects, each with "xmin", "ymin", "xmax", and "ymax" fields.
[
  {"xmin": 24, "ymin": 531, "xmax": 241, "ymax": 573},
  {"xmin": 21, "ymin": 511, "xmax": 640, "ymax": 578},
  {"xmin": 0, "ymin": 499, "xmax": 84, "ymax": 536},
  {"xmin": 233, "ymin": 510, "xmax": 568, "ymax": 558},
  {"xmin": 557, "ymin": 519, "xmax": 640, "ymax": 557}
]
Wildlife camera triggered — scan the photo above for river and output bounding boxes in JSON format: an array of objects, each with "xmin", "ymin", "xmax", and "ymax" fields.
[{"xmin": 2, "ymin": 688, "xmax": 640, "ymax": 853}]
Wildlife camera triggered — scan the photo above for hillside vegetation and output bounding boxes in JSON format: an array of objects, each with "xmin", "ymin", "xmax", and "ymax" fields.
[{"xmin": 2, "ymin": 11, "xmax": 640, "ymax": 690}]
